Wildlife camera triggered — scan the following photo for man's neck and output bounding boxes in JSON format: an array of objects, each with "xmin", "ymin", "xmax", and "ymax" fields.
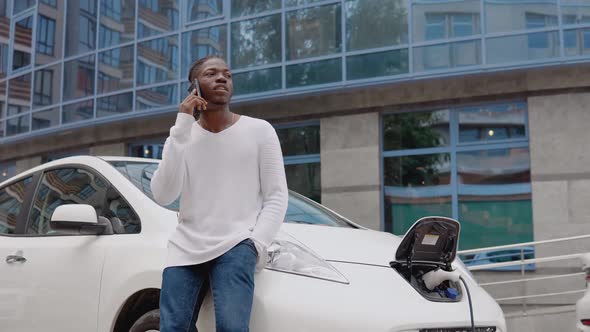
[{"xmin": 199, "ymin": 105, "xmax": 233, "ymax": 133}]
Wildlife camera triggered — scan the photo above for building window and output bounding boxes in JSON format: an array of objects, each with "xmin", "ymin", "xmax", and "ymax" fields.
[
  {"xmin": 41, "ymin": 0, "xmax": 58, "ymax": 7},
  {"xmin": 382, "ymin": 102, "xmax": 532, "ymax": 250},
  {"xmin": 99, "ymin": 25, "xmax": 121, "ymax": 49},
  {"xmin": 129, "ymin": 142, "xmax": 165, "ymax": 159},
  {"xmin": 276, "ymin": 123, "xmax": 321, "ymax": 203},
  {"xmin": 79, "ymin": 16, "xmax": 97, "ymax": 50},
  {"xmin": 37, "ymin": 16, "xmax": 56, "ymax": 56},
  {"xmin": 34, "ymin": 69, "xmax": 53, "ymax": 106},
  {"xmin": 526, "ymin": 13, "xmax": 557, "ymax": 49},
  {"xmin": 425, "ymin": 13, "xmax": 479, "ymax": 41},
  {"xmin": 102, "ymin": 0, "xmax": 122, "ymax": 20}
]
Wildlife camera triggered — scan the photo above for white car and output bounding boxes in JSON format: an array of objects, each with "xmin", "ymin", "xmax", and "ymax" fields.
[
  {"xmin": 0, "ymin": 156, "xmax": 506, "ymax": 332},
  {"xmin": 577, "ymin": 253, "xmax": 590, "ymax": 331}
]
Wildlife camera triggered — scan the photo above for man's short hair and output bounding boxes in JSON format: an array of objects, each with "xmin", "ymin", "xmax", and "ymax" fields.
[{"xmin": 187, "ymin": 54, "xmax": 225, "ymax": 82}]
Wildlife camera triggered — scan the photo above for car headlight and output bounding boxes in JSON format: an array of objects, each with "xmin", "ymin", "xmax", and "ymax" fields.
[{"xmin": 265, "ymin": 232, "xmax": 349, "ymax": 284}]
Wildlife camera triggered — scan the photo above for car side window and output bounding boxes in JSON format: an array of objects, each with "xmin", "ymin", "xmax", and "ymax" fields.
[
  {"xmin": 103, "ymin": 186, "xmax": 141, "ymax": 234},
  {"xmin": 27, "ymin": 168, "xmax": 108, "ymax": 235},
  {"xmin": 0, "ymin": 177, "xmax": 33, "ymax": 235}
]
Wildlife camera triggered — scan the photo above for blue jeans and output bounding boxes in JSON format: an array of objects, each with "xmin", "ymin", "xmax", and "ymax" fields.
[{"xmin": 160, "ymin": 239, "xmax": 258, "ymax": 332}]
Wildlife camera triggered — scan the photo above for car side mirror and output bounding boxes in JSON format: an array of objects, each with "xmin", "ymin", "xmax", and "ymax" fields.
[{"xmin": 50, "ymin": 204, "xmax": 107, "ymax": 235}]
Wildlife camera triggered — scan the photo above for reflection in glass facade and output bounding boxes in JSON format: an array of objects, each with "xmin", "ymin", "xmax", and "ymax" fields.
[
  {"xmin": 383, "ymin": 102, "xmax": 532, "ymax": 249},
  {"xmin": 0, "ymin": 0, "xmax": 590, "ymax": 141}
]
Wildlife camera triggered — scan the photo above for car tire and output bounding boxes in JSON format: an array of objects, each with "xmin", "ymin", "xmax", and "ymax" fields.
[{"xmin": 129, "ymin": 308, "xmax": 160, "ymax": 332}]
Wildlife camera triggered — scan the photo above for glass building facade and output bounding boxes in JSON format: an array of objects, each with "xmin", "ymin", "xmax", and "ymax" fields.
[{"xmin": 0, "ymin": 0, "xmax": 589, "ymax": 141}]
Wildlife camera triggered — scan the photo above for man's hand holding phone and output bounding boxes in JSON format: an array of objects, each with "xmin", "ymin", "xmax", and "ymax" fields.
[{"xmin": 179, "ymin": 78, "xmax": 207, "ymax": 116}]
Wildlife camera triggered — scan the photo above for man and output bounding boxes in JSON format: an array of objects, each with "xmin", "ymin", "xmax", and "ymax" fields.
[{"xmin": 150, "ymin": 55, "xmax": 288, "ymax": 332}]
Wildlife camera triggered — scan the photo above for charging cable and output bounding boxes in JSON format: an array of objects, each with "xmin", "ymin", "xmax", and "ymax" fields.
[{"xmin": 459, "ymin": 276, "xmax": 475, "ymax": 332}]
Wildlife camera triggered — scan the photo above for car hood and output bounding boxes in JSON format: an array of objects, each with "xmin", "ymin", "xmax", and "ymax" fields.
[{"xmin": 281, "ymin": 223, "xmax": 401, "ymax": 267}]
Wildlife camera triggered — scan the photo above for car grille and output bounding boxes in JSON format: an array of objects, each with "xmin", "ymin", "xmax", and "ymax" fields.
[{"xmin": 419, "ymin": 327, "xmax": 496, "ymax": 332}]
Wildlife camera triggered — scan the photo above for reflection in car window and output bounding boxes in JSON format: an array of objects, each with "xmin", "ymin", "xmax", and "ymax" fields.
[
  {"xmin": 28, "ymin": 168, "xmax": 108, "ymax": 235},
  {"xmin": 109, "ymin": 161, "xmax": 353, "ymax": 228},
  {"xmin": 104, "ymin": 186, "xmax": 141, "ymax": 234},
  {"xmin": 0, "ymin": 177, "xmax": 33, "ymax": 235}
]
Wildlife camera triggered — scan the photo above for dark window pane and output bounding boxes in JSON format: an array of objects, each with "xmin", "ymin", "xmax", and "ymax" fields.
[
  {"xmin": 414, "ymin": 40, "xmax": 481, "ymax": 72},
  {"xmin": 231, "ymin": 0, "xmax": 280, "ymax": 17},
  {"xmin": 8, "ymin": 74, "xmax": 32, "ymax": 116},
  {"xmin": 100, "ymin": 0, "xmax": 135, "ymax": 47},
  {"xmin": 286, "ymin": 0, "xmax": 323, "ymax": 6},
  {"xmin": 37, "ymin": 0, "xmax": 65, "ymax": 65},
  {"xmin": 13, "ymin": 0, "xmax": 35, "ymax": 15},
  {"xmin": 0, "ymin": 120, "xmax": 3, "ymax": 136},
  {"xmin": 383, "ymin": 110, "xmax": 449, "ymax": 151},
  {"xmin": 98, "ymin": 45, "xmax": 134, "ymax": 94},
  {"xmin": 6, "ymin": 114, "xmax": 30, "ymax": 136},
  {"xmin": 564, "ymin": 28, "xmax": 590, "ymax": 57},
  {"xmin": 413, "ymin": 0, "xmax": 480, "ymax": 43},
  {"xmin": 63, "ymin": 55, "xmax": 95, "ymax": 102},
  {"xmin": 138, "ymin": 0, "xmax": 179, "ymax": 38},
  {"xmin": 383, "ymin": 154, "xmax": 452, "ymax": 234},
  {"xmin": 231, "ymin": 14, "xmax": 281, "ymax": 69},
  {"xmin": 97, "ymin": 92, "xmax": 132, "ymax": 118},
  {"xmin": 104, "ymin": 186, "xmax": 141, "ymax": 234},
  {"xmin": 27, "ymin": 168, "xmax": 108, "ymax": 235},
  {"xmin": 65, "ymin": 0, "xmax": 98, "ymax": 57},
  {"xmin": 233, "ymin": 67, "xmax": 281, "ymax": 95},
  {"xmin": 347, "ymin": 49, "xmax": 408, "ymax": 80},
  {"xmin": 485, "ymin": 0, "xmax": 557, "ymax": 34},
  {"xmin": 137, "ymin": 36, "xmax": 179, "ymax": 86},
  {"xmin": 286, "ymin": 58, "xmax": 342, "ymax": 88},
  {"xmin": 0, "ymin": 43, "xmax": 8, "ymax": 79},
  {"xmin": 285, "ymin": 163, "xmax": 321, "ymax": 203},
  {"xmin": 0, "ymin": 177, "xmax": 33, "ymax": 234},
  {"xmin": 561, "ymin": 0, "xmax": 590, "ymax": 26},
  {"xmin": 286, "ymin": 4, "xmax": 341, "ymax": 60},
  {"xmin": 129, "ymin": 143, "xmax": 164, "ymax": 159},
  {"xmin": 346, "ymin": 0, "xmax": 408, "ymax": 51},
  {"xmin": 182, "ymin": 25, "xmax": 227, "ymax": 81},
  {"xmin": 276, "ymin": 125, "xmax": 320, "ymax": 156},
  {"xmin": 33, "ymin": 64, "xmax": 61, "ymax": 108},
  {"xmin": 187, "ymin": 0, "xmax": 222, "ymax": 22},
  {"xmin": 136, "ymin": 83, "xmax": 178, "ymax": 111},
  {"xmin": 458, "ymin": 148, "xmax": 533, "ymax": 249},
  {"xmin": 13, "ymin": 16, "xmax": 33, "ymax": 70},
  {"xmin": 32, "ymin": 107, "xmax": 59, "ymax": 130},
  {"xmin": 0, "ymin": 80, "xmax": 5, "ymax": 118},
  {"xmin": 62, "ymin": 99, "xmax": 94, "ymax": 124},
  {"xmin": 458, "ymin": 103, "xmax": 527, "ymax": 143},
  {"xmin": 486, "ymin": 32, "xmax": 560, "ymax": 64}
]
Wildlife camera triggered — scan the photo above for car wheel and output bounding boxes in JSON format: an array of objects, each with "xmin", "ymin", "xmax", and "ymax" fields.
[{"xmin": 129, "ymin": 308, "xmax": 160, "ymax": 332}]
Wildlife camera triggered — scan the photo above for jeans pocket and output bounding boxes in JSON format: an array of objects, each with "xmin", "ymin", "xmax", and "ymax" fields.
[{"xmin": 244, "ymin": 238, "xmax": 258, "ymax": 257}]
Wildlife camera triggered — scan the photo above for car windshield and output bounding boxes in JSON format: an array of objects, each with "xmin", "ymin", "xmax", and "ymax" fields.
[{"xmin": 108, "ymin": 160, "xmax": 354, "ymax": 228}]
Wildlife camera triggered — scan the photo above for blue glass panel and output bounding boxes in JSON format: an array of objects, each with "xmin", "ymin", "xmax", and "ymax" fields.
[
  {"xmin": 100, "ymin": 0, "xmax": 135, "ymax": 47},
  {"xmin": 136, "ymin": 83, "xmax": 178, "ymax": 111},
  {"xmin": 33, "ymin": 63, "xmax": 61, "ymax": 108},
  {"xmin": 63, "ymin": 55, "xmax": 95, "ymax": 102},
  {"xmin": 98, "ymin": 45, "xmax": 134, "ymax": 94},
  {"xmin": 97, "ymin": 92, "xmax": 133, "ymax": 117},
  {"xmin": 487, "ymin": 32, "xmax": 560, "ymax": 64},
  {"xmin": 138, "ymin": 0, "xmax": 179, "ymax": 38},
  {"xmin": 233, "ymin": 67, "xmax": 281, "ymax": 95},
  {"xmin": 347, "ymin": 49, "xmax": 409, "ymax": 80},
  {"xmin": 8, "ymin": 74, "xmax": 32, "ymax": 116},
  {"xmin": 413, "ymin": 0, "xmax": 480, "ymax": 43},
  {"xmin": 6, "ymin": 114, "xmax": 30, "ymax": 136},
  {"xmin": 37, "ymin": 0, "xmax": 64, "ymax": 66},
  {"xmin": 231, "ymin": 14, "xmax": 281, "ymax": 69},
  {"xmin": 286, "ymin": 4, "xmax": 341, "ymax": 60},
  {"xmin": 414, "ymin": 40, "xmax": 481, "ymax": 72},
  {"xmin": 564, "ymin": 28, "xmax": 590, "ymax": 57},
  {"xmin": 561, "ymin": 0, "xmax": 590, "ymax": 26},
  {"xmin": 65, "ymin": 0, "xmax": 98, "ymax": 57},
  {"xmin": 458, "ymin": 103, "xmax": 527, "ymax": 143},
  {"xmin": 186, "ymin": 0, "xmax": 222, "ymax": 22},
  {"xmin": 231, "ymin": 0, "xmax": 279, "ymax": 17},
  {"xmin": 62, "ymin": 99, "xmax": 94, "ymax": 124},
  {"xmin": 486, "ymin": 0, "xmax": 557, "ymax": 34},
  {"xmin": 286, "ymin": 58, "xmax": 342, "ymax": 88},
  {"xmin": 32, "ymin": 107, "xmax": 59, "ymax": 130},
  {"xmin": 136, "ymin": 36, "xmax": 179, "ymax": 86}
]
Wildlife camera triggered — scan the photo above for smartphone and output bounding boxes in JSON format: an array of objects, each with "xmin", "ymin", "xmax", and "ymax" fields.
[{"xmin": 187, "ymin": 78, "xmax": 202, "ymax": 115}]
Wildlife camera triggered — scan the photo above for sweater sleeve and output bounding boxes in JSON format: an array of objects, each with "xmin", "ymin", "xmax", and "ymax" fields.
[
  {"xmin": 250, "ymin": 124, "xmax": 289, "ymax": 249},
  {"xmin": 150, "ymin": 113, "xmax": 194, "ymax": 206}
]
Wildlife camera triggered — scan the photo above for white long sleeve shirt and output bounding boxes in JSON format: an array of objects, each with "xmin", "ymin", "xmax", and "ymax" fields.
[{"xmin": 150, "ymin": 112, "xmax": 288, "ymax": 270}]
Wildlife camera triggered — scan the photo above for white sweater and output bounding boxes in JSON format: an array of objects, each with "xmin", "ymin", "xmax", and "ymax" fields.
[{"xmin": 150, "ymin": 112, "xmax": 288, "ymax": 270}]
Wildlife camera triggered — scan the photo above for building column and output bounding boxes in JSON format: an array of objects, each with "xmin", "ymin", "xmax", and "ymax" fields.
[
  {"xmin": 528, "ymin": 92, "xmax": 590, "ymax": 254},
  {"xmin": 89, "ymin": 142, "xmax": 127, "ymax": 157},
  {"xmin": 320, "ymin": 112, "xmax": 381, "ymax": 230},
  {"xmin": 15, "ymin": 156, "xmax": 42, "ymax": 174}
]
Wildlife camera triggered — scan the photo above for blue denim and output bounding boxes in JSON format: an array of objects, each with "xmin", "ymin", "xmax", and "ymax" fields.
[{"xmin": 160, "ymin": 238, "xmax": 258, "ymax": 332}]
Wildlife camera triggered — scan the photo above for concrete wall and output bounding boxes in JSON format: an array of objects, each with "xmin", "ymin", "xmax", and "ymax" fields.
[
  {"xmin": 15, "ymin": 156, "xmax": 42, "ymax": 174},
  {"xmin": 89, "ymin": 142, "xmax": 127, "ymax": 156},
  {"xmin": 528, "ymin": 92, "xmax": 590, "ymax": 253},
  {"xmin": 320, "ymin": 113, "xmax": 381, "ymax": 230}
]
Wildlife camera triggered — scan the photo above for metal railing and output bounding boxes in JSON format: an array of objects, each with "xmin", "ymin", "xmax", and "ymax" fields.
[{"xmin": 457, "ymin": 234, "xmax": 590, "ymax": 315}]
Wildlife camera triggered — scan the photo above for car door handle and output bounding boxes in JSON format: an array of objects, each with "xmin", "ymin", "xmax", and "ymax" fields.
[{"xmin": 6, "ymin": 255, "xmax": 27, "ymax": 264}]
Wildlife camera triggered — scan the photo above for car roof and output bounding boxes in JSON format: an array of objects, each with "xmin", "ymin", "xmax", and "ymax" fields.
[{"xmin": 0, "ymin": 155, "xmax": 160, "ymax": 187}]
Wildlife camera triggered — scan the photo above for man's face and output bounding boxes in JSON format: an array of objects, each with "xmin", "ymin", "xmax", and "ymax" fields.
[{"xmin": 196, "ymin": 58, "xmax": 233, "ymax": 106}]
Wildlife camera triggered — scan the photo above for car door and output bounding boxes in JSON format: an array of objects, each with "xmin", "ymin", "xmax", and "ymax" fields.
[
  {"xmin": 0, "ymin": 175, "xmax": 36, "ymax": 331},
  {"xmin": 8, "ymin": 166, "xmax": 112, "ymax": 332}
]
